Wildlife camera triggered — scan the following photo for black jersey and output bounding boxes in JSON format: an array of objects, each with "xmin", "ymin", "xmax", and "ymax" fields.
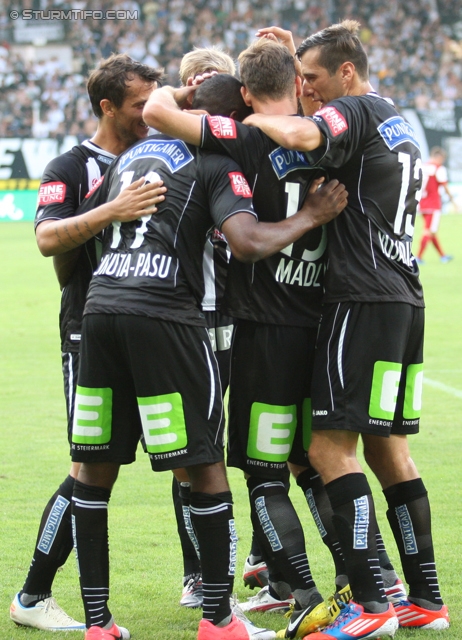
[
  {"xmin": 34, "ymin": 140, "xmax": 116, "ymax": 352},
  {"xmin": 309, "ymin": 93, "xmax": 424, "ymax": 306},
  {"xmin": 200, "ymin": 115, "xmax": 327, "ymax": 328},
  {"xmin": 202, "ymin": 226, "xmax": 230, "ymax": 312},
  {"xmin": 79, "ymin": 135, "xmax": 256, "ymax": 325}
]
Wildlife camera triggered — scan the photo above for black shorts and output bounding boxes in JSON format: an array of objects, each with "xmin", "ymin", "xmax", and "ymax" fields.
[
  {"xmin": 227, "ymin": 321, "xmax": 317, "ymax": 479},
  {"xmin": 62, "ymin": 351, "xmax": 80, "ymax": 448},
  {"xmin": 204, "ymin": 310, "xmax": 234, "ymax": 394},
  {"xmin": 71, "ymin": 314, "xmax": 225, "ymax": 470},
  {"xmin": 312, "ymin": 302, "xmax": 424, "ymax": 437}
]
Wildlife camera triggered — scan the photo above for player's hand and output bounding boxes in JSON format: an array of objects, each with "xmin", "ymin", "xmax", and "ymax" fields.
[
  {"xmin": 109, "ymin": 177, "xmax": 167, "ymax": 222},
  {"xmin": 300, "ymin": 178, "xmax": 348, "ymax": 225},
  {"xmin": 255, "ymin": 26, "xmax": 297, "ymax": 56},
  {"xmin": 186, "ymin": 70, "xmax": 219, "ymax": 86},
  {"xmin": 173, "ymin": 85, "xmax": 198, "ymax": 109}
]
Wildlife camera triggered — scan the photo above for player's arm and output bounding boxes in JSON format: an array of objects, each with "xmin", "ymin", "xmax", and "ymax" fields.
[
  {"xmin": 36, "ymin": 177, "xmax": 166, "ymax": 257},
  {"xmin": 442, "ymin": 182, "xmax": 457, "ymax": 210},
  {"xmin": 243, "ymin": 113, "xmax": 324, "ymax": 151},
  {"xmin": 142, "ymin": 86, "xmax": 202, "ymax": 145},
  {"xmin": 256, "ymin": 26, "xmax": 297, "ymax": 56},
  {"xmin": 222, "ymin": 177, "xmax": 347, "ymax": 262}
]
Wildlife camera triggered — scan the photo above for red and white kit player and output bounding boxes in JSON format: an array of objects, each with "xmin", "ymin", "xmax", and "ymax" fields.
[{"xmin": 416, "ymin": 146, "xmax": 457, "ymax": 263}]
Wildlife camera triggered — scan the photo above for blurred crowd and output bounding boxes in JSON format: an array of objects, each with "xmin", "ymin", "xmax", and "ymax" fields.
[{"xmin": 1, "ymin": 0, "xmax": 461, "ymax": 139}]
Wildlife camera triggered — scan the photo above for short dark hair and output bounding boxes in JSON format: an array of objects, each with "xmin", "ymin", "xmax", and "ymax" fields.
[
  {"xmin": 192, "ymin": 74, "xmax": 252, "ymax": 122},
  {"xmin": 87, "ymin": 53, "xmax": 164, "ymax": 118},
  {"xmin": 296, "ymin": 20, "xmax": 369, "ymax": 81},
  {"xmin": 238, "ymin": 39, "xmax": 297, "ymax": 101}
]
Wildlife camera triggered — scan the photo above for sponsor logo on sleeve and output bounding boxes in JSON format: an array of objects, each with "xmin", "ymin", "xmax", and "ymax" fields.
[
  {"xmin": 314, "ymin": 106, "xmax": 348, "ymax": 136},
  {"xmin": 377, "ymin": 116, "xmax": 420, "ymax": 150},
  {"xmin": 85, "ymin": 175, "xmax": 105, "ymax": 198},
  {"xmin": 38, "ymin": 181, "xmax": 66, "ymax": 205},
  {"xmin": 228, "ymin": 172, "xmax": 252, "ymax": 197},
  {"xmin": 207, "ymin": 115, "xmax": 237, "ymax": 139}
]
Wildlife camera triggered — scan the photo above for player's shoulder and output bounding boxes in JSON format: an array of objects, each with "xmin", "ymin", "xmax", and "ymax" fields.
[
  {"xmin": 197, "ymin": 147, "xmax": 240, "ymax": 173},
  {"xmin": 42, "ymin": 140, "xmax": 112, "ymax": 179},
  {"xmin": 205, "ymin": 113, "xmax": 270, "ymax": 146}
]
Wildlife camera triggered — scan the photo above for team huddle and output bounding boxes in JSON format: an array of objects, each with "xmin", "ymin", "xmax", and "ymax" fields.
[{"xmin": 10, "ymin": 20, "xmax": 450, "ymax": 640}]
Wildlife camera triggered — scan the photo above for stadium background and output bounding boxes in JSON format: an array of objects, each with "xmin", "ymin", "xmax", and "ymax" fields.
[{"xmin": 0, "ymin": 0, "xmax": 461, "ymax": 220}]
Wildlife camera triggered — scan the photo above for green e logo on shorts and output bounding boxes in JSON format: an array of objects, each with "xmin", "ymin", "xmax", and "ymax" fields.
[
  {"xmin": 247, "ymin": 402, "xmax": 297, "ymax": 462},
  {"xmin": 403, "ymin": 363, "xmax": 423, "ymax": 419},
  {"xmin": 138, "ymin": 392, "xmax": 187, "ymax": 454},
  {"xmin": 369, "ymin": 361, "xmax": 402, "ymax": 420},
  {"xmin": 72, "ymin": 386, "xmax": 113, "ymax": 444}
]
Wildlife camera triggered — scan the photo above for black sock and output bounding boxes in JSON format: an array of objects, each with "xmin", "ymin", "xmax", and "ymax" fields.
[
  {"xmin": 72, "ymin": 480, "xmax": 112, "ymax": 629},
  {"xmin": 172, "ymin": 478, "xmax": 201, "ymax": 578},
  {"xmin": 296, "ymin": 467, "xmax": 347, "ymax": 586},
  {"xmin": 22, "ymin": 475, "xmax": 75, "ymax": 603},
  {"xmin": 375, "ymin": 530, "xmax": 400, "ymax": 588},
  {"xmin": 384, "ymin": 478, "xmax": 443, "ymax": 605},
  {"xmin": 190, "ymin": 491, "xmax": 235, "ymax": 624},
  {"xmin": 325, "ymin": 473, "xmax": 387, "ymax": 610},
  {"xmin": 248, "ymin": 467, "xmax": 290, "ymax": 565},
  {"xmin": 247, "ymin": 477, "xmax": 321, "ymax": 609},
  {"xmin": 248, "ymin": 530, "xmax": 264, "ymax": 563}
]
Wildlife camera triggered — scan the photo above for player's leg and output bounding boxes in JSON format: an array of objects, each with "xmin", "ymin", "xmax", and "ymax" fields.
[
  {"xmin": 291, "ymin": 463, "xmax": 348, "ymax": 590},
  {"xmin": 10, "ymin": 352, "xmax": 85, "ymax": 631},
  {"xmin": 71, "ymin": 314, "xmax": 141, "ymax": 639},
  {"xmin": 427, "ymin": 210, "xmax": 452, "ymax": 261},
  {"xmin": 291, "ymin": 459, "xmax": 405, "ymax": 602},
  {"xmin": 308, "ymin": 302, "xmax": 401, "ymax": 638},
  {"xmin": 73, "ymin": 462, "xmax": 122, "ymax": 634},
  {"xmin": 362, "ymin": 307, "xmax": 449, "ymax": 629},
  {"xmin": 171, "ymin": 471, "xmax": 203, "ymax": 608},
  {"xmin": 172, "ymin": 311, "xmax": 235, "ymax": 607},
  {"xmin": 187, "ymin": 461, "xmax": 236, "ymax": 626},
  {"xmin": 416, "ymin": 213, "xmax": 433, "ymax": 261},
  {"xmin": 229, "ymin": 321, "xmax": 330, "ymax": 637},
  {"xmin": 209, "ymin": 312, "xmax": 271, "ymax": 591},
  {"xmin": 138, "ymin": 318, "xmax": 272, "ymax": 639},
  {"xmin": 242, "ymin": 467, "xmax": 290, "ymax": 593}
]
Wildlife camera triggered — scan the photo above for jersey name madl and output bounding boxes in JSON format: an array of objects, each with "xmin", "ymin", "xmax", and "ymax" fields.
[{"xmin": 275, "ymin": 180, "xmax": 327, "ymax": 288}]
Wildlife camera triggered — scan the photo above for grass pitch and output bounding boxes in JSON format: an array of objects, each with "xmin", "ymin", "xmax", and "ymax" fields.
[{"xmin": 1, "ymin": 217, "xmax": 461, "ymax": 639}]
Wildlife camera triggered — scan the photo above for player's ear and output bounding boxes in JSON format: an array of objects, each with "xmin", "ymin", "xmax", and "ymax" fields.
[
  {"xmin": 240, "ymin": 85, "xmax": 253, "ymax": 107},
  {"xmin": 100, "ymin": 99, "xmax": 116, "ymax": 118},
  {"xmin": 339, "ymin": 61, "xmax": 355, "ymax": 83}
]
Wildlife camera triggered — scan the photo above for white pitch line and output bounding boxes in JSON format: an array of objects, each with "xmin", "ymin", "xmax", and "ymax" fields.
[{"xmin": 424, "ymin": 377, "xmax": 462, "ymax": 399}]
